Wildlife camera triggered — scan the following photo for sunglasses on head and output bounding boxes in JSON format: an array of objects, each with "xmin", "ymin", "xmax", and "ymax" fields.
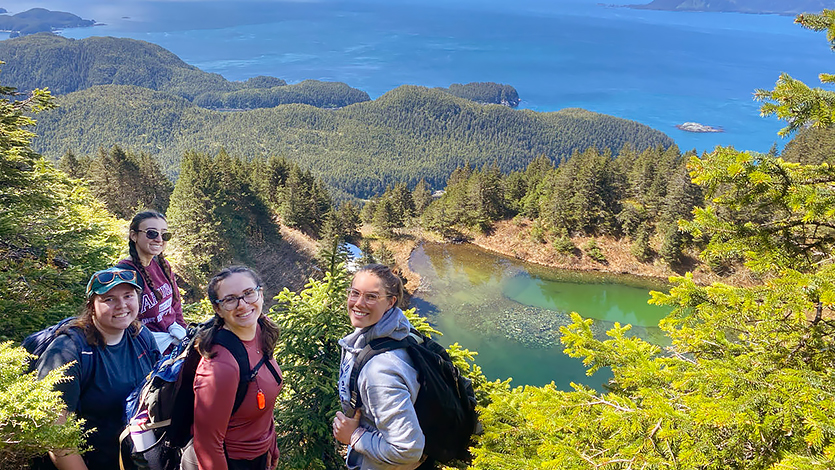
[
  {"xmin": 95, "ymin": 269, "xmax": 137, "ymax": 284},
  {"xmin": 136, "ymin": 229, "xmax": 172, "ymax": 241}
]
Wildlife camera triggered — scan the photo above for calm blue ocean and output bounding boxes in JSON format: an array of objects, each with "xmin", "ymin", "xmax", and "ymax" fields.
[{"xmin": 2, "ymin": 0, "xmax": 831, "ymax": 153}]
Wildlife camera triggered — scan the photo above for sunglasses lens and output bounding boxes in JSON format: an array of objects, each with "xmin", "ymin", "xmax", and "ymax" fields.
[
  {"xmin": 144, "ymin": 229, "xmax": 160, "ymax": 239},
  {"xmin": 117, "ymin": 270, "xmax": 136, "ymax": 281},
  {"xmin": 161, "ymin": 232, "xmax": 172, "ymax": 241},
  {"xmin": 96, "ymin": 272, "xmax": 116, "ymax": 283}
]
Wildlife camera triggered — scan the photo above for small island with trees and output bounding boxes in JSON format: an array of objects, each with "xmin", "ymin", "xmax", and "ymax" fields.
[{"xmin": 0, "ymin": 7, "xmax": 95, "ymax": 38}]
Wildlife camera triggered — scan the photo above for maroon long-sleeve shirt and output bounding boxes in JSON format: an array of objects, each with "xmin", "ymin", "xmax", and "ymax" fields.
[
  {"xmin": 192, "ymin": 327, "xmax": 283, "ymax": 469},
  {"xmin": 119, "ymin": 257, "xmax": 186, "ymax": 332}
]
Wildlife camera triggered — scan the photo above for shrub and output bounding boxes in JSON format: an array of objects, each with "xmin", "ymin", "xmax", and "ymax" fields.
[
  {"xmin": 630, "ymin": 228, "xmax": 652, "ymax": 263},
  {"xmin": 0, "ymin": 343, "xmax": 86, "ymax": 469},
  {"xmin": 552, "ymin": 236, "xmax": 575, "ymax": 255},
  {"xmin": 583, "ymin": 239, "xmax": 606, "ymax": 263},
  {"xmin": 530, "ymin": 220, "xmax": 547, "ymax": 243}
]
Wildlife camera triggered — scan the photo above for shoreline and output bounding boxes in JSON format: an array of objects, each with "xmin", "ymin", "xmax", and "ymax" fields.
[{"xmin": 385, "ymin": 220, "xmax": 758, "ymax": 298}]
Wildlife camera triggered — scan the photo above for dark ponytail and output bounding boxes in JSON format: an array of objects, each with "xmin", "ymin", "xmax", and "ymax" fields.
[{"xmin": 157, "ymin": 252, "xmax": 181, "ymax": 304}]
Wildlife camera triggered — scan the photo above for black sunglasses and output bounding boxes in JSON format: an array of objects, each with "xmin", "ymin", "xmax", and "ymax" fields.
[{"xmin": 136, "ymin": 229, "xmax": 172, "ymax": 241}]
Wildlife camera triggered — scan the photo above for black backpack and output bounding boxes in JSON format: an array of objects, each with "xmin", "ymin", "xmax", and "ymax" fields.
[
  {"xmin": 348, "ymin": 328, "xmax": 478, "ymax": 464},
  {"xmin": 119, "ymin": 319, "xmax": 281, "ymax": 470}
]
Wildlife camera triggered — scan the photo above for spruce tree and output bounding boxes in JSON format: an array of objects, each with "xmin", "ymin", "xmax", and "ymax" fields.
[
  {"xmin": 372, "ymin": 197, "xmax": 400, "ymax": 237},
  {"xmin": 411, "ymin": 178, "xmax": 433, "ymax": 216},
  {"xmin": 135, "ymin": 150, "xmax": 173, "ymax": 212},
  {"xmin": 375, "ymin": 242, "xmax": 395, "ymax": 267},
  {"xmin": 270, "ymin": 258, "xmax": 353, "ymax": 470},
  {"xmin": 359, "ymin": 238, "xmax": 375, "ymax": 265},
  {"xmin": 87, "ymin": 145, "xmax": 144, "ymax": 218},
  {"xmin": 0, "ymin": 77, "xmax": 113, "ymax": 464},
  {"xmin": 57, "ymin": 149, "xmax": 81, "ymax": 178},
  {"xmin": 166, "ymin": 151, "xmax": 231, "ymax": 290},
  {"xmin": 359, "ymin": 198, "xmax": 377, "ymax": 225},
  {"xmin": 0, "ymin": 81, "xmax": 123, "ymax": 338},
  {"xmin": 337, "ymin": 201, "xmax": 361, "ymax": 242}
]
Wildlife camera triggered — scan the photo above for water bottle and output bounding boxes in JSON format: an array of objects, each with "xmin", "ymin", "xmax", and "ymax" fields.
[{"xmin": 129, "ymin": 410, "xmax": 156, "ymax": 452}]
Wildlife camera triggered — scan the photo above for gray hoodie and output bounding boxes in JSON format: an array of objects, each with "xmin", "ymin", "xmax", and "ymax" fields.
[{"xmin": 337, "ymin": 307, "xmax": 425, "ymax": 470}]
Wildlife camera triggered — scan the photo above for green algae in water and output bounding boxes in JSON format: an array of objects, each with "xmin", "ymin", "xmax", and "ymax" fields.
[{"xmin": 409, "ymin": 242, "xmax": 672, "ymax": 390}]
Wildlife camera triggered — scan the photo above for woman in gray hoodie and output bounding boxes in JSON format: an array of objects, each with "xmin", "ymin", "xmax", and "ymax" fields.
[{"xmin": 333, "ymin": 264, "xmax": 426, "ymax": 470}]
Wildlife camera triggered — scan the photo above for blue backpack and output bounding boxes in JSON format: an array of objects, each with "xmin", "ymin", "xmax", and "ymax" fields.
[
  {"xmin": 23, "ymin": 317, "xmax": 155, "ymax": 390},
  {"xmin": 23, "ymin": 317, "xmax": 95, "ymax": 389}
]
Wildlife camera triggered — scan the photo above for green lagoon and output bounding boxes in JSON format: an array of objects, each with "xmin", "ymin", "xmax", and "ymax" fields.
[{"xmin": 408, "ymin": 242, "xmax": 672, "ymax": 389}]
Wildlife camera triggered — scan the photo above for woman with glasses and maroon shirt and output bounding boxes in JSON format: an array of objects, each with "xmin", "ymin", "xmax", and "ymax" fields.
[
  {"xmin": 36, "ymin": 267, "xmax": 160, "ymax": 470},
  {"xmin": 180, "ymin": 266, "xmax": 283, "ymax": 470},
  {"xmin": 119, "ymin": 210, "xmax": 187, "ymax": 353}
]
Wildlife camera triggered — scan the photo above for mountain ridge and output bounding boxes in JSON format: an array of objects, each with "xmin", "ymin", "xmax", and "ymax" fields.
[{"xmin": 32, "ymin": 84, "xmax": 674, "ymax": 199}]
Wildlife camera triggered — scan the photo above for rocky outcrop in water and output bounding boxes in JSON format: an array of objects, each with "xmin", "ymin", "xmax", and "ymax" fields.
[{"xmin": 676, "ymin": 122, "xmax": 723, "ymax": 133}]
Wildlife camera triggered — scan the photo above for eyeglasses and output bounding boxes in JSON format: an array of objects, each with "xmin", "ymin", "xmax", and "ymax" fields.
[
  {"xmin": 135, "ymin": 229, "xmax": 172, "ymax": 241},
  {"xmin": 95, "ymin": 269, "xmax": 137, "ymax": 284},
  {"xmin": 347, "ymin": 288, "xmax": 390, "ymax": 305},
  {"xmin": 215, "ymin": 287, "xmax": 262, "ymax": 311}
]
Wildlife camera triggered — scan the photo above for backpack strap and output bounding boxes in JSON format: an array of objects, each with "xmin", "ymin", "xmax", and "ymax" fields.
[
  {"xmin": 213, "ymin": 329, "xmax": 280, "ymax": 415},
  {"xmin": 62, "ymin": 327, "xmax": 96, "ymax": 395},
  {"xmin": 264, "ymin": 358, "xmax": 282, "ymax": 386},
  {"xmin": 348, "ymin": 335, "xmax": 416, "ymax": 412},
  {"xmin": 134, "ymin": 325, "xmax": 161, "ymax": 365}
]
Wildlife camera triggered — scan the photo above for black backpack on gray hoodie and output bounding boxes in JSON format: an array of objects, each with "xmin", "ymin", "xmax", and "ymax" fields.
[{"xmin": 348, "ymin": 328, "xmax": 478, "ymax": 464}]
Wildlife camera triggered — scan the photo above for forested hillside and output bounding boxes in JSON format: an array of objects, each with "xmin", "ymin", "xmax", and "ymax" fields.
[
  {"xmin": 0, "ymin": 8, "xmax": 94, "ymax": 37},
  {"xmin": 0, "ymin": 34, "xmax": 370, "ymax": 108},
  {"xmin": 32, "ymin": 84, "xmax": 673, "ymax": 198}
]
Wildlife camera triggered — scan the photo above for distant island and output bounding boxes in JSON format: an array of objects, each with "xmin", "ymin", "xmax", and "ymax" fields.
[
  {"xmin": 0, "ymin": 8, "xmax": 95, "ymax": 37},
  {"xmin": 626, "ymin": 0, "xmax": 835, "ymax": 15},
  {"xmin": 436, "ymin": 82, "xmax": 520, "ymax": 107},
  {"xmin": 676, "ymin": 122, "xmax": 723, "ymax": 133}
]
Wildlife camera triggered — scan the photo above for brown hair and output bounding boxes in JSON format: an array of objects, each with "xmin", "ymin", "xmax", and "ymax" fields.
[
  {"xmin": 354, "ymin": 264, "xmax": 404, "ymax": 308},
  {"xmin": 129, "ymin": 210, "xmax": 180, "ymax": 304},
  {"xmin": 197, "ymin": 266, "xmax": 280, "ymax": 359},
  {"xmin": 64, "ymin": 290, "xmax": 143, "ymax": 347}
]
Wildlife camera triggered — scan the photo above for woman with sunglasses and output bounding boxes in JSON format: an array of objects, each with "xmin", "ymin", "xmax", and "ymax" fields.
[
  {"xmin": 180, "ymin": 266, "xmax": 283, "ymax": 470},
  {"xmin": 333, "ymin": 264, "xmax": 426, "ymax": 470},
  {"xmin": 119, "ymin": 210, "xmax": 186, "ymax": 353},
  {"xmin": 36, "ymin": 267, "xmax": 160, "ymax": 470}
]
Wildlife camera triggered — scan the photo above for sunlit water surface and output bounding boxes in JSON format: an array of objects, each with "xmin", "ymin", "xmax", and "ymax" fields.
[{"xmin": 409, "ymin": 242, "xmax": 671, "ymax": 389}]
